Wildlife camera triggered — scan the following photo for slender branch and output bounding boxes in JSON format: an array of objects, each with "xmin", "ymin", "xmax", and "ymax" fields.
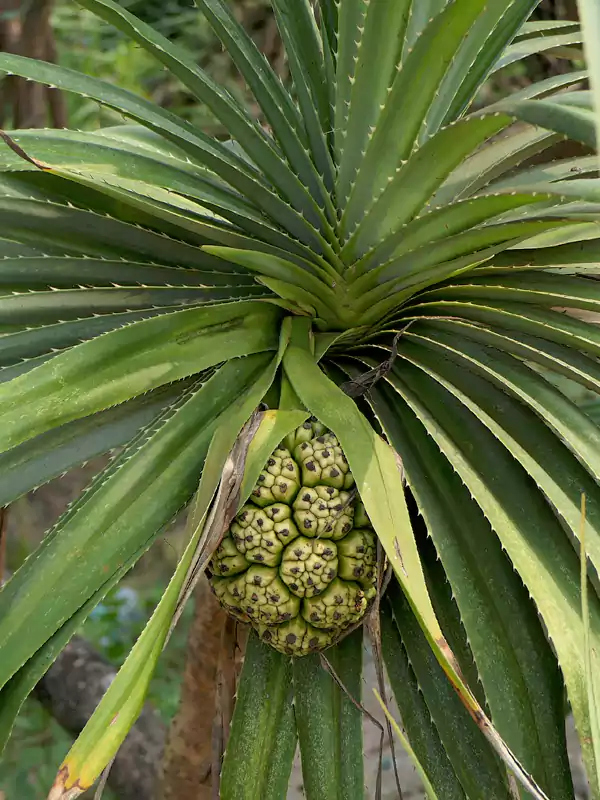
[{"xmin": 158, "ymin": 578, "xmax": 229, "ymax": 800}]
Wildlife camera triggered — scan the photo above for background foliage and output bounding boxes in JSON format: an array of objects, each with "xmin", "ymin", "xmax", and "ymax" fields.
[
  {"xmin": 0, "ymin": 4, "xmax": 273, "ymax": 795},
  {"xmin": 0, "ymin": 0, "xmax": 596, "ymax": 797}
]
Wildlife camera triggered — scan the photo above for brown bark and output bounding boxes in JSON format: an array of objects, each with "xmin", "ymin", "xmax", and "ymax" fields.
[
  {"xmin": 34, "ymin": 635, "xmax": 167, "ymax": 800},
  {"xmin": 0, "ymin": 1, "xmax": 22, "ymax": 128},
  {"xmin": 538, "ymin": 0, "xmax": 578, "ymax": 20},
  {"xmin": 14, "ymin": 0, "xmax": 54, "ymax": 128},
  {"xmin": 157, "ymin": 578, "xmax": 245, "ymax": 800},
  {"xmin": 0, "ymin": 0, "xmax": 66, "ymax": 129}
]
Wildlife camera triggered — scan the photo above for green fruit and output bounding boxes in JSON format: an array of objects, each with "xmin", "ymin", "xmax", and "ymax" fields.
[
  {"xmin": 209, "ymin": 426, "xmax": 377, "ymax": 656},
  {"xmin": 283, "ymin": 416, "xmax": 327, "ymax": 451},
  {"xmin": 294, "ymin": 433, "xmax": 354, "ymax": 490}
]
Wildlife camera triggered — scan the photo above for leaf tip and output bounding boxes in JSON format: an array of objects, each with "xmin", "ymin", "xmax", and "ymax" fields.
[{"xmin": 47, "ymin": 765, "xmax": 86, "ymax": 800}]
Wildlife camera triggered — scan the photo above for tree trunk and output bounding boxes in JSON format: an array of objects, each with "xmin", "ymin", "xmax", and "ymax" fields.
[{"xmin": 0, "ymin": 0, "xmax": 67, "ymax": 128}]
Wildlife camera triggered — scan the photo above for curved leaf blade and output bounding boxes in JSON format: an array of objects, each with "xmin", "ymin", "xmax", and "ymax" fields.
[
  {"xmin": 0, "ymin": 359, "xmax": 264, "ymax": 691},
  {"xmin": 293, "ymin": 629, "xmax": 364, "ymax": 800},
  {"xmin": 0, "ymin": 300, "xmax": 281, "ymax": 453},
  {"xmin": 0, "ymin": 380, "xmax": 192, "ymax": 507},
  {"xmin": 380, "ymin": 609, "xmax": 466, "ymax": 800},
  {"xmin": 75, "ymin": 0, "xmax": 328, "ymax": 231},
  {"xmin": 370, "ymin": 374, "xmax": 573, "ymax": 798},
  {"xmin": 384, "ymin": 360, "xmax": 600, "ymax": 797},
  {"xmin": 383, "ymin": 587, "xmax": 510, "ymax": 799},
  {"xmin": 221, "ymin": 634, "xmax": 296, "ymax": 800}
]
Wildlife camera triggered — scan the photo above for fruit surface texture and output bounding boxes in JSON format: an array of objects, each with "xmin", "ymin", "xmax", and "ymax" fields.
[{"xmin": 209, "ymin": 421, "xmax": 377, "ymax": 655}]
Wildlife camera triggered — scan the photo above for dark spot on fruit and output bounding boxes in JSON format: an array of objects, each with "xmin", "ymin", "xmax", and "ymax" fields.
[
  {"xmin": 325, "ymin": 524, "xmax": 332, "ymax": 532},
  {"xmin": 239, "ymin": 511, "xmax": 248, "ymax": 521},
  {"xmin": 256, "ymin": 518, "xmax": 264, "ymax": 527},
  {"xmin": 279, "ymin": 482, "xmax": 287, "ymax": 492},
  {"xmin": 334, "ymin": 595, "xmax": 343, "ymax": 604},
  {"xmin": 354, "ymin": 567, "xmax": 364, "ymax": 577},
  {"xmin": 303, "ymin": 493, "xmax": 311, "ymax": 501},
  {"xmin": 306, "ymin": 461, "xmax": 316, "ymax": 472},
  {"xmin": 286, "ymin": 633, "xmax": 297, "ymax": 644},
  {"xmin": 310, "ymin": 612, "xmax": 319, "ymax": 621},
  {"xmin": 304, "ymin": 520, "xmax": 312, "ymax": 529},
  {"xmin": 333, "ymin": 611, "xmax": 341, "ymax": 620},
  {"xmin": 262, "ymin": 630, "xmax": 272, "ymax": 641},
  {"xmin": 268, "ymin": 458, "xmax": 276, "ymax": 467},
  {"xmin": 255, "ymin": 554, "xmax": 265, "ymax": 562},
  {"xmin": 291, "ymin": 567, "xmax": 300, "ymax": 575},
  {"xmin": 318, "ymin": 504, "xmax": 326, "ymax": 511},
  {"xmin": 246, "ymin": 535, "xmax": 253, "ymax": 542},
  {"xmin": 326, "ymin": 487, "xmax": 334, "ymax": 495},
  {"xmin": 314, "ymin": 563, "xmax": 322, "ymax": 570},
  {"xmin": 280, "ymin": 528, "xmax": 289, "ymax": 536},
  {"xmin": 232, "ymin": 587, "xmax": 240, "ymax": 597},
  {"xmin": 290, "ymin": 583, "xmax": 299, "ymax": 591},
  {"xmin": 327, "ymin": 570, "xmax": 335, "ymax": 578},
  {"xmin": 330, "ymin": 468, "xmax": 340, "ymax": 478},
  {"xmin": 323, "ymin": 548, "xmax": 333, "ymax": 556},
  {"xmin": 251, "ymin": 593, "xmax": 258, "ymax": 601},
  {"xmin": 294, "ymin": 548, "xmax": 303, "ymax": 557},
  {"xmin": 357, "ymin": 545, "xmax": 365, "ymax": 553},
  {"xmin": 323, "ymin": 450, "xmax": 330, "ymax": 458},
  {"xmin": 301, "ymin": 443, "xmax": 308, "ymax": 450},
  {"xmin": 253, "ymin": 575, "xmax": 263, "ymax": 585},
  {"xmin": 221, "ymin": 565, "xmax": 229, "ymax": 573},
  {"xmin": 258, "ymin": 475, "xmax": 265, "ymax": 482},
  {"xmin": 316, "ymin": 436, "xmax": 325, "ymax": 443},
  {"xmin": 303, "ymin": 421, "xmax": 312, "ymax": 429},
  {"xmin": 309, "ymin": 637, "xmax": 319, "ymax": 648},
  {"xmin": 271, "ymin": 594, "xmax": 280, "ymax": 602},
  {"xmin": 334, "ymin": 504, "xmax": 342, "ymax": 512},
  {"xmin": 343, "ymin": 524, "xmax": 351, "ymax": 533},
  {"xmin": 265, "ymin": 540, "xmax": 274, "ymax": 547},
  {"xmin": 307, "ymin": 577, "xmax": 314, "ymax": 585}
]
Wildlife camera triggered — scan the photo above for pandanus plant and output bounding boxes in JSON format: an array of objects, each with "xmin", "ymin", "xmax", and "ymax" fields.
[{"xmin": 1, "ymin": 0, "xmax": 600, "ymax": 797}]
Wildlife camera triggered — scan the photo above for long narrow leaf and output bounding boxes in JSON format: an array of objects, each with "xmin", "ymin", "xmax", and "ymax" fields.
[
  {"xmin": 293, "ymin": 630, "xmax": 364, "ymax": 800},
  {"xmin": 0, "ymin": 542, "xmax": 149, "ymax": 755},
  {"xmin": 335, "ymin": 0, "xmax": 411, "ymax": 204},
  {"xmin": 0, "ymin": 300, "xmax": 281, "ymax": 453},
  {"xmin": 0, "ymin": 356, "xmax": 269, "ymax": 692},
  {"xmin": 342, "ymin": 0, "xmax": 488, "ymax": 226},
  {"xmin": 383, "ymin": 587, "xmax": 510, "ymax": 799},
  {"xmin": 76, "ymin": 0, "xmax": 328, "ymax": 233},
  {"xmin": 46, "ymin": 349, "xmax": 284, "ymax": 798},
  {"xmin": 0, "ymin": 380, "xmax": 192, "ymax": 506},
  {"xmin": 380, "ymin": 609, "xmax": 466, "ymax": 800},
  {"xmin": 578, "ymin": 0, "xmax": 600, "ymax": 159},
  {"xmin": 384, "ymin": 360, "xmax": 600, "ymax": 796},
  {"xmin": 221, "ymin": 634, "xmax": 296, "ymax": 800},
  {"xmin": 0, "ymin": 55, "xmax": 321, "ymax": 245},
  {"xmin": 369, "ymin": 373, "xmax": 573, "ymax": 798},
  {"xmin": 282, "ymin": 318, "xmax": 553, "ymax": 800}
]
